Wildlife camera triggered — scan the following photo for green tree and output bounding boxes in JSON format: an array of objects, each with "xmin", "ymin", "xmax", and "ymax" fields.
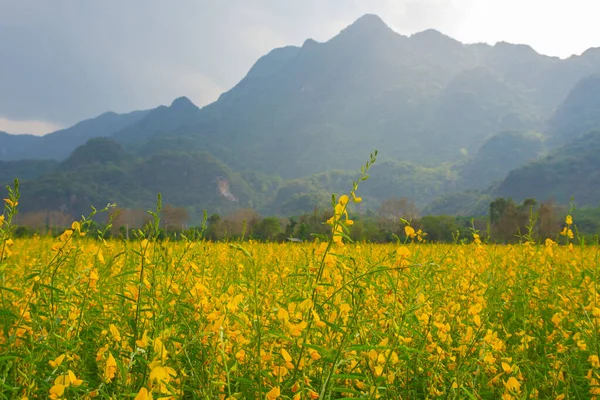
[{"xmin": 255, "ymin": 217, "xmax": 282, "ymax": 241}]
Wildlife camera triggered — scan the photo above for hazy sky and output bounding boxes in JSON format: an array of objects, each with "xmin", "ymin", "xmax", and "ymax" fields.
[{"xmin": 1, "ymin": 0, "xmax": 599, "ymax": 134}]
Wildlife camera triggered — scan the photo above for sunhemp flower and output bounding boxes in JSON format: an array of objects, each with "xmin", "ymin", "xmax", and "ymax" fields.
[
  {"xmin": 104, "ymin": 352, "xmax": 117, "ymax": 382},
  {"xmin": 266, "ymin": 386, "xmax": 281, "ymax": 400},
  {"xmin": 351, "ymin": 191, "xmax": 362, "ymax": 203},
  {"xmin": 3, "ymin": 198, "xmax": 17, "ymax": 208},
  {"xmin": 135, "ymin": 387, "xmax": 153, "ymax": 400},
  {"xmin": 49, "ymin": 384, "xmax": 65, "ymax": 399},
  {"xmin": 49, "ymin": 354, "xmax": 66, "ymax": 368},
  {"xmin": 560, "ymin": 227, "xmax": 574, "ymax": 239},
  {"xmin": 327, "ymin": 194, "xmax": 356, "ymax": 245},
  {"xmin": 504, "ymin": 376, "xmax": 521, "ymax": 392}
]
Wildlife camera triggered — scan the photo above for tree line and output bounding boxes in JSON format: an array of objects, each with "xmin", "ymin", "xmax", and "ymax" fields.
[{"xmin": 10, "ymin": 196, "xmax": 600, "ymax": 243}]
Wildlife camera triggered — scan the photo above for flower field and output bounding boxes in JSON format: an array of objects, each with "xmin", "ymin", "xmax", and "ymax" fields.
[
  {"xmin": 1, "ymin": 224, "xmax": 600, "ymax": 399},
  {"xmin": 1, "ymin": 161, "xmax": 600, "ymax": 400}
]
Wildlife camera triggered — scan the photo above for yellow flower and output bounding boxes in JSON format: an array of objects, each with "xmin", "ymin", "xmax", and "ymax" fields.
[
  {"xmin": 483, "ymin": 353, "xmax": 496, "ymax": 364},
  {"xmin": 287, "ymin": 321, "xmax": 308, "ymax": 337},
  {"xmin": 235, "ymin": 349, "xmax": 246, "ymax": 362},
  {"xmin": 565, "ymin": 215, "xmax": 573, "ymax": 225},
  {"xmin": 281, "ymin": 348, "xmax": 293, "ymax": 363},
  {"xmin": 312, "ymin": 309, "xmax": 326, "ymax": 329},
  {"xmin": 332, "ymin": 225, "xmax": 344, "ymax": 245},
  {"xmin": 109, "ymin": 324, "xmax": 121, "ymax": 342},
  {"xmin": 104, "ymin": 352, "xmax": 117, "ymax": 382},
  {"xmin": 135, "ymin": 387, "xmax": 153, "ymax": 400},
  {"xmin": 266, "ymin": 387, "xmax": 281, "ymax": 400},
  {"xmin": 149, "ymin": 364, "xmax": 177, "ymax": 384},
  {"xmin": 136, "ymin": 330, "xmax": 149, "ymax": 349},
  {"xmin": 49, "ymin": 384, "xmax": 65, "ymax": 399},
  {"xmin": 67, "ymin": 370, "xmax": 83, "ymax": 386},
  {"xmin": 397, "ymin": 246, "xmax": 410, "ymax": 258},
  {"xmin": 59, "ymin": 229, "xmax": 73, "ymax": 242},
  {"xmin": 55, "ymin": 370, "xmax": 83, "ymax": 387},
  {"xmin": 501, "ymin": 362, "xmax": 513, "ymax": 374},
  {"xmin": 0, "ymin": 215, "xmax": 4, "ymax": 225},
  {"xmin": 97, "ymin": 249, "xmax": 105, "ymax": 264},
  {"xmin": 49, "ymin": 354, "xmax": 66, "ymax": 368},
  {"xmin": 560, "ymin": 227, "xmax": 574, "ymax": 238},
  {"xmin": 3, "ymin": 198, "xmax": 17, "ymax": 207},
  {"xmin": 351, "ymin": 192, "xmax": 362, "ymax": 203},
  {"xmin": 272, "ymin": 365, "xmax": 289, "ymax": 377},
  {"xmin": 504, "ymin": 376, "xmax": 521, "ymax": 392},
  {"xmin": 309, "ymin": 349, "xmax": 321, "ymax": 360},
  {"xmin": 405, "ymin": 226, "xmax": 416, "ymax": 238},
  {"xmin": 338, "ymin": 195, "xmax": 349, "ymax": 206}
]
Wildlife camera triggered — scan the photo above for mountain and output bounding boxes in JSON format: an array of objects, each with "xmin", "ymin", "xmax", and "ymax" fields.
[
  {"xmin": 58, "ymin": 137, "xmax": 131, "ymax": 171},
  {"xmin": 11, "ymin": 138, "xmax": 256, "ymax": 219},
  {"xmin": 422, "ymin": 190, "xmax": 492, "ymax": 217},
  {"xmin": 5, "ymin": 15, "xmax": 600, "ymax": 178},
  {"xmin": 116, "ymin": 97, "xmax": 200, "ymax": 146},
  {"xmin": 0, "ymin": 109, "xmax": 149, "ymax": 161},
  {"xmin": 107, "ymin": 15, "xmax": 598, "ymax": 178},
  {"xmin": 4, "ymin": 14, "xmax": 600, "ymax": 219},
  {"xmin": 0, "ymin": 159, "xmax": 59, "ymax": 182},
  {"xmin": 494, "ymin": 130, "xmax": 600, "ymax": 206},
  {"xmin": 424, "ymin": 70, "xmax": 600, "ymax": 215},
  {"xmin": 546, "ymin": 73, "xmax": 600, "ymax": 147},
  {"xmin": 458, "ymin": 130, "xmax": 545, "ymax": 190},
  {"xmin": 269, "ymin": 161, "xmax": 456, "ymax": 215}
]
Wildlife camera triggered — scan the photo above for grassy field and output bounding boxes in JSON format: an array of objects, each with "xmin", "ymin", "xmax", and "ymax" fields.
[{"xmin": 1, "ymin": 222, "xmax": 600, "ymax": 399}]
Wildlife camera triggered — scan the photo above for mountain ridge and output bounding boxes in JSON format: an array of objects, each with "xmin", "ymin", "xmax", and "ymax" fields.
[{"xmin": 2, "ymin": 14, "xmax": 600, "ymax": 219}]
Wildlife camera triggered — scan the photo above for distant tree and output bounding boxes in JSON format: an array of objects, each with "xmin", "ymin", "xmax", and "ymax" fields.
[
  {"xmin": 15, "ymin": 211, "xmax": 47, "ymax": 233},
  {"xmin": 222, "ymin": 208, "xmax": 260, "ymax": 239},
  {"xmin": 378, "ymin": 197, "xmax": 419, "ymax": 222},
  {"xmin": 377, "ymin": 197, "xmax": 419, "ymax": 236},
  {"xmin": 538, "ymin": 200, "xmax": 558, "ymax": 239},
  {"xmin": 205, "ymin": 213, "xmax": 224, "ymax": 240},
  {"xmin": 109, "ymin": 208, "xmax": 151, "ymax": 237},
  {"xmin": 46, "ymin": 211, "xmax": 72, "ymax": 234},
  {"xmin": 255, "ymin": 217, "xmax": 282, "ymax": 241},
  {"xmin": 284, "ymin": 217, "xmax": 297, "ymax": 238},
  {"xmin": 161, "ymin": 204, "xmax": 190, "ymax": 231},
  {"xmin": 490, "ymin": 198, "xmax": 539, "ymax": 242},
  {"xmin": 489, "ymin": 198, "xmax": 510, "ymax": 225},
  {"xmin": 419, "ymin": 215, "xmax": 461, "ymax": 243},
  {"xmin": 297, "ymin": 223, "xmax": 309, "ymax": 240}
]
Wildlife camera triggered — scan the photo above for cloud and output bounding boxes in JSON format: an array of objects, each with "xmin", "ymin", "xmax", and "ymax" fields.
[{"xmin": 0, "ymin": 117, "xmax": 62, "ymax": 135}]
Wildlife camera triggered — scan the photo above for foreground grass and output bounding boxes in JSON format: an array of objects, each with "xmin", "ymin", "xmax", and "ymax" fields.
[{"xmin": 1, "ymin": 234, "xmax": 599, "ymax": 399}]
